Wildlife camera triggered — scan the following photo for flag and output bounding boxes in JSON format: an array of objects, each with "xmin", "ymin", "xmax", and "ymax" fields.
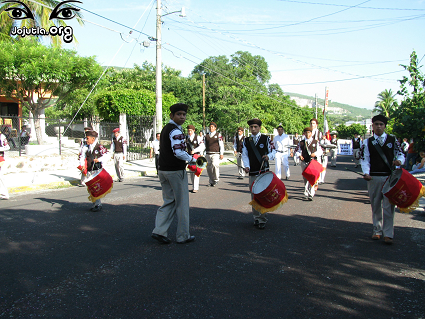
[{"xmin": 323, "ymin": 87, "xmax": 330, "ymax": 140}]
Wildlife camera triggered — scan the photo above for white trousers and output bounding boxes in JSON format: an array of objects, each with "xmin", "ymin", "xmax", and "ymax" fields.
[
  {"xmin": 353, "ymin": 149, "xmax": 361, "ymax": 166},
  {"xmin": 0, "ymin": 173, "xmax": 9, "ymax": 200},
  {"xmin": 301, "ymin": 161, "xmax": 316, "ymax": 198},
  {"xmin": 330, "ymin": 149, "xmax": 337, "ymax": 166},
  {"xmin": 189, "ymin": 171, "xmax": 200, "ymax": 191},
  {"xmin": 319, "ymin": 154, "xmax": 328, "ymax": 183},
  {"xmin": 114, "ymin": 153, "xmax": 125, "ymax": 180},
  {"xmin": 275, "ymin": 152, "xmax": 290, "ymax": 179},
  {"xmin": 206, "ymin": 153, "xmax": 220, "ymax": 184},
  {"xmin": 236, "ymin": 153, "xmax": 245, "ymax": 177},
  {"xmin": 367, "ymin": 175, "xmax": 395, "ymax": 238},
  {"xmin": 249, "ymin": 175, "xmax": 268, "ymax": 224}
]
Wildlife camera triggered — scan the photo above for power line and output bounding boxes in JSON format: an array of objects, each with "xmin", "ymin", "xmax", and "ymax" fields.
[{"xmin": 278, "ymin": 0, "xmax": 425, "ymax": 11}]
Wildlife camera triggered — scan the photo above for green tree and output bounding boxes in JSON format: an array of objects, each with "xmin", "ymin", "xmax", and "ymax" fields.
[
  {"xmin": 393, "ymin": 50, "xmax": 425, "ymax": 152},
  {"xmin": 0, "ymin": 38, "xmax": 102, "ymax": 143},
  {"xmin": 373, "ymin": 89, "xmax": 398, "ymax": 118},
  {"xmin": 0, "ymin": 0, "xmax": 83, "ymax": 46}
]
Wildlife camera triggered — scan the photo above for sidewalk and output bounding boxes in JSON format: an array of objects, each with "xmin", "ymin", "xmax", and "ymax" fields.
[{"xmin": 1, "ymin": 153, "xmax": 237, "ymax": 195}]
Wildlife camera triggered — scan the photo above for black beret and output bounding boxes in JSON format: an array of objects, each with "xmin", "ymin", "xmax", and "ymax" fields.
[
  {"xmin": 237, "ymin": 127, "xmax": 244, "ymax": 131},
  {"xmin": 247, "ymin": 118, "xmax": 262, "ymax": 126},
  {"xmin": 303, "ymin": 127, "xmax": 313, "ymax": 132},
  {"xmin": 187, "ymin": 125, "xmax": 196, "ymax": 131},
  {"xmin": 372, "ymin": 114, "xmax": 388, "ymax": 125},
  {"xmin": 170, "ymin": 103, "xmax": 189, "ymax": 113},
  {"xmin": 209, "ymin": 122, "xmax": 217, "ymax": 128},
  {"xmin": 85, "ymin": 130, "xmax": 98, "ymax": 138},
  {"xmin": 277, "ymin": 125, "xmax": 283, "ymax": 129}
]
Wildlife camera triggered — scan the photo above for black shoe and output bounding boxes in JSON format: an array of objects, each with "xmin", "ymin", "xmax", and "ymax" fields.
[
  {"xmin": 176, "ymin": 235, "xmax": 195, "ymax": 244},
  {"xmin": 286, "ymin": 176, "xmax": 289, "ymax": 180},
  {"xmin": 119, "ymin": 179, "xmax": 124, "ymax": 182},
  {"xmin": 308, "ymin": 196, "xmax": 313, "ymax": 201},
  {"xmin": 90, "ymin": 205, "xmax": 102, "ymax": 212},
  {"xmin": 237, "ymin": 176, "xmax": 244, "ymax": 179},
  {"xmin": 257, "ymin": 223, "xmax": 266, "ymax": 229},
  {"xmin": 151, "ymin": 233, "xmax": 171, "ymax": 244}
]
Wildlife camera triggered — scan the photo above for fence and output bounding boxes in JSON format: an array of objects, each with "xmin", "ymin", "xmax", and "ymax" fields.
[{"xmin": 127, "ymin": 115, "xmax": 155, "ymax": 160}]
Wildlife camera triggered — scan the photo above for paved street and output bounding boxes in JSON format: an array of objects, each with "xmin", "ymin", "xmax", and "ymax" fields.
[{"xmin": 1, "ymin": 156, "xmax": 425, "ymax": 318}]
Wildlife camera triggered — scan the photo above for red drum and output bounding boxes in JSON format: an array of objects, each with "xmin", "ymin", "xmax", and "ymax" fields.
[
  {"xmin": 85, "ymin": 168, "xmax": 114, "ymax": 203},
  {"xmin": 382, "ymin": 168, "xmax": 425, "ymax": 213},
  {"xmin": 302, "ymin": 159, "xmax": 324, "ymax": 186},
  {"xmin": 249, "ymin": 171, "xmax": 288, "ymax": 214}
]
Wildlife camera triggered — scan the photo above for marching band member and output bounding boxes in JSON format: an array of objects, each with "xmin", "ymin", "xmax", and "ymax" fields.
[
  {"xmin": 295, "ymin": 127, "xmax": 323, "ymax": 201},
  {"xmin": 79, "ymin": 130, "xmax": 109, "ymax": 212},
  {"xmin": 233, "ymin": 127, "xmax": 245, "ymax": 179},
  {"xmin": 319, "ymin": 135, "xmax": 330, "ymax": 184},
  {"xmin": 352, "ymin": 133, "xmax": 363, "ymax": 168},
  {"xmin": 152, "ymin": 103, "xmax": 196, "ymax": 245},
  {"xmin": 242, "ymin": 118, "xmax": 275, "ymax": 229},
  {"xmin": 361, "ymin": 115, "xmax": 404, "ymax": 245},
  {"xmin": 111, "ymin": 128, "xmax": 127, "ymax": 182},
  {"xmin": 273, "ymin": 125, "xmax": 291, "ymax": 180},
  {"xmin": 77, "ymin": 127, "xmax": 92, "ymax": 187},
  {"xmin": 329, "ymin": 132, "xmax": 338, "ymax": 167},
  {"xmin": 186, "ymin": 124, "xmax": 205, "ymax": 193},
  {"xmin": 0, "ymin": 131, "xmax": 10, "ymax": 200},
  {"xmin": 292, "ymin": 132, "xmax": 301, "ymax": 166},
  {"xmin": 205, "ymin": 122, "xmax": 224, "ymax": 187}
]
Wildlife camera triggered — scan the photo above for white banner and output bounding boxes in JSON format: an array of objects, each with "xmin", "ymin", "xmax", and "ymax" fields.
[{"xmin": 338, "ymin": 139, "xmax": 353, "ymax": 155}]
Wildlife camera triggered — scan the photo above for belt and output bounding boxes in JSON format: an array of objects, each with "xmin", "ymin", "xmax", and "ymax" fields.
[
  {"xmin": 206, "ymin": 152, "xmax": 219, "ymax": 154},
  {"xmin": 276, "ymin": 150, "xmax": 287, "ymax": 153}
]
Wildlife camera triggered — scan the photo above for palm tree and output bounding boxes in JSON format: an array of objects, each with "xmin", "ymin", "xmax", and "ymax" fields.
[
  {"xmin": 0, "ymin": 0, "xmax": 84, "ymax": 46},
  {"xmin": 374, "ymin": 89, "xmax": 398, "ymax": 118}
]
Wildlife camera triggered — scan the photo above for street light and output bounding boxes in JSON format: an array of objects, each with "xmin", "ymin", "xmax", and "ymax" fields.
[{"xmin": 155, "ymin": 0, "xmax": 185, "ymax": 135}]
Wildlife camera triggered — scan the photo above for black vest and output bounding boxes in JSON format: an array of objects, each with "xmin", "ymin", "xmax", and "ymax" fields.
[
  {"xmin": 186, "ymin": 135, "xmax": 200, "ymax": 154},
  {"xmin": 235, "ymin": 135, "xmax": 245, "ymax": 153},
  {"xmin": 86, "ymin": 143, "xmax": 104, "ymax": 171},
  {"xmin": 368, "ymin": 135, "xmax": 396, "ymax": 176},
  {"xmin": 113, "ymin": 136, "xmax": 124, "ymax": 153},
  {"xmin": 300, "ymin": 139, "xmax": 319, "ymax": 163},
  {"xmin": 352, "ymin": 138, "xmax": 361, "ymax": 149},
  {"xmin": 331, "ymin": 138, "xmax": 338, "ymax": 146},
  {"xmin": 158, "ymin": 123, "xmax": 187, "ymax": 171},
  {"xmin": 244, "ymin": 135, "xmax": 270, "ymax": 176}
]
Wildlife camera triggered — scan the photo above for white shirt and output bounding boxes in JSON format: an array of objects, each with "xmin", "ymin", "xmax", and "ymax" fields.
[
  {"xmin": 79, "ymin": 139, "xmax": 110, "ymax": 167},
  {"xmin": 207, "ymin": 131, "xmax": 225, "ymax": 155},
  {"xmin": 273, "ymin": 133, "xmax": 291, "ymax": 154},
  {"xmin": 295, "ymin": 138, "xmax": 323, "ymax": 157},
  {"xmin": 151, "ymin": 139, "xmax": 160, "ymax": 155},
  {"xmin": 168, "ymin": 120, "xmax": 194, "ymax": 163}
]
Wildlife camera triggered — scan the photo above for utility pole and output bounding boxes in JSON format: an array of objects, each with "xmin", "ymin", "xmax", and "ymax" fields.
[
  {"xmin": 315, "ymin": 94, "xmax": 318, "ymax": 119},
  {"xmin": 202, "ymin": 74, "xmax": 206, "ymax": 132},
  {"xmin": 155, "ymin": 0, "xmax": 162, "ymax": 135}
]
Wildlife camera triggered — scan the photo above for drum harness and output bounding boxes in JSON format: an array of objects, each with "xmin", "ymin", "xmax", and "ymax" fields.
[{"xmin": 249, "ymin": 136, "xmax": 268, "ymax": 176}]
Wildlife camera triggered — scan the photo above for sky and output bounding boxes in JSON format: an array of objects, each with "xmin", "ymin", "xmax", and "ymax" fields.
[{"xmin": 51, "ymin": 0, "xmax": 425, "ymax": 109}]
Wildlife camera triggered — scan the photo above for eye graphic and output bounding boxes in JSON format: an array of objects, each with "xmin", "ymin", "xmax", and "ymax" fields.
[
  {"xmin": 49, "ymin": 0, "xmax": 81, "ymax": 20},
  {"xmin": 2, "ymin": 0, "xmax": 35, "ymax": 20}
]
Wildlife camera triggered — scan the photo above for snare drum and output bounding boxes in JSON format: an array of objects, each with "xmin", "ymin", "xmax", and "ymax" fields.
[
  {"xmin": 302, "ymin": 159, "xmax": 324, "ymax": 186},
  {"xmin": 382, "ymin": 168, "xmax": 425, "ymax": 213},
  {"xmin": 85, "ymin": 168, "xmax": 114, "ymax": 203},
  {"xmin": 249, "ymin": 171, "xmax": 288, "ymax": 214}
]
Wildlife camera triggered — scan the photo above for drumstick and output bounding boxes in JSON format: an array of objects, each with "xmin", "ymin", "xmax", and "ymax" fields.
[
  {"xmin": 227, "ymin": 159, "xmax": 245, "ymax": 169},
  {"xmin": 345, "ymin": 167, "xmax": 372, "ymax": 180}
]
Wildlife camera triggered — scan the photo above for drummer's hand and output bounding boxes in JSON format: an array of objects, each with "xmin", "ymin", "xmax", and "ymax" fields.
[
  {"xmin": 311, "ymin": 153, "xmax": 316, "ymax": 158},
  {"xmin": 300, "ymin": 156, "xmax": 304, "ymax": 161},
  {"xmin": 234, "ymin": 151, "xmax": 237, "ymax": 156},
  {"xmin": 262, "ymin": 155, "xmax": 269, "ymax": 161},
  {"xmin": 94, "ymin": 159, "xmax": 99, "ymax": 163},
  {"xmin": 244, "ymin": 167, "xmax": 250, "ymax": 173},
  {"xmin": 363, "ymin": 174, "xmax": 372, "ymax": 181},
  {"xmin": 220, "ymin": 155, "xmax": 224, "ymax": 160},
  {"xmin": 393, "ymin": 160, "xmax": 401, "ymax": 166}
]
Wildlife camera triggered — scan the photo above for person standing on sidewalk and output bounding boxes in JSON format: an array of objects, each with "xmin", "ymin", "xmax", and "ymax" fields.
[
  {"xmin": 79, "ymin": 130, "xmax": 110, "ymax": 212},
  {"xmin": 111, "ymin": 128, "xmax": 127, "ymax": 182},
  {"xmin": 151, "ymin": 103, "xmax": 196, "ymax": 245},
  {"xmin": 186, "ymin": 124, "xmax": 205, "ymax": 193},
  {"xmin": 150, "ymin": 133, "xmax": 161, "ymax": 175},
  {"xmin": 273, "ymin": 125, "xmax": 291, "ymax": 180},
  {"xmin": 233, "ymin": 127, "xmax": 245, "ymax": 179},
  {"xmin": 352, "ymin": 133, "xmax": 362, "ymax": 168},
  {"xmin": 242, "ymin": 118, "xmax": 275, "ymax": 229},
  {"xmin": 205, "ymin": 122, "xmax": 224, "ymax": 187},
  {"xmin": 361, "ymin": 115, "xmax": 405, "ymax": 245},
  {"xmin": 0, "ymin": 131, "xmax": 10, "ymax": 200}
]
